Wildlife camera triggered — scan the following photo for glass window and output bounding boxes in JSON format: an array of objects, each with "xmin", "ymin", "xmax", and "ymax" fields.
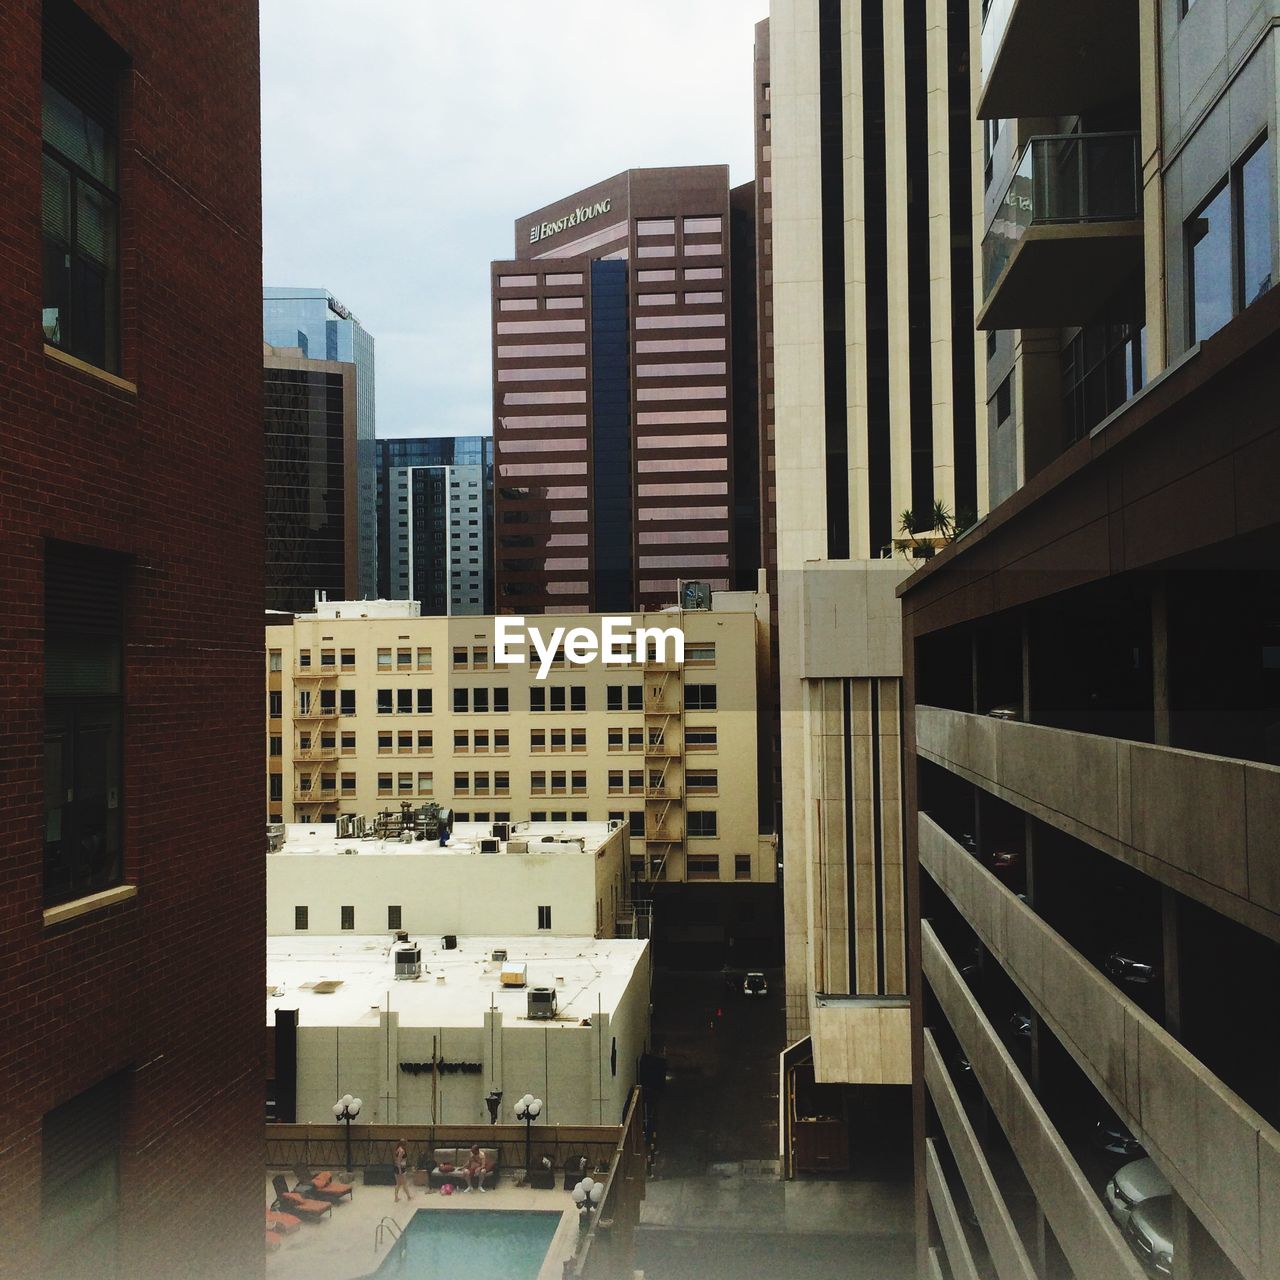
[
  {"xmin": 688, "ymin": 811, "xmax": 718, "ymax": 837},
  {"xmin": 537, "ymin": 905, "xmax": 552, "ymax": 930},
  {"xmin": 1189, "ymin": 181, "xmax": 1232, "ymax": 344},
  {"xmin": 377, "ymin": 688, "xmax": 393, "ymax": 714},
  {"xmin": 41, "ymin": 47, "xmax": 120, "ymax": 373},
  {"xmin": 418, "ymin": 730, "xmax": 433, "ymax": 752},
  {"xmin": 453, "ymin": 688, "xmax": 468, "ymax": 713},
  {"xmin": 378, "ymin": 731, "xmax": 393, "ymax": 753},
  {"xmin": 735, "ymin": 854, "xmax": 752, "ymax": 881},
  {"xmin": 268, "ymin": 650, "xmax": 282, "ymax": 672},
  {"xmin": 396, "ymin": 688, "xmax": 413, "ymax": 714},
  {"xmin": 341, "ymin": 905, "xmax": 355, "ymax": 931},
  {"xmin": 388, "ymin": 905, "xmax": 402, "ymax": 930},
  {"xmin": 295, "ymin": 906, "xmax": 308, "ymax": 930},
  {"xmin": 685, "ymin": 684, "xmax": 717, "ymax": 710},
  {"xmin": 43, "ymin": 544, "xmax": 124, "ymax": 907},
  {"xmin": 1239, "ymin": 136, "xmax": 1272, "ymax": 308},
  {"xmin": 570, "ymin": 686, "xmax": 586, "ymax": 712}
]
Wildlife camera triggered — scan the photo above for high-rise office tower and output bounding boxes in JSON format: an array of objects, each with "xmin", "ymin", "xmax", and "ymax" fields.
[
  {"xmin": 1, "ymin": 1, "xmax": 264, "ymax": 1275},
  {"xmin": 264, "ymin": 287, "xmax": 378, "ymax": 598},
  {"xmin": 264, "ymin": 342, "xmax": 360, "ymax": 613},
  {"xmin": 490, "ymin": 166, "xmax": 759, "ymax": 614},
  {"xmin": 375, "ymin": 436, "xmax": 495, "ymax": 614},
  {"xmin": 769, "ymin": 0, "xmax": 982, "ymax": 1172},
  {"xmin": 906, "ymin": 4, "xmax": 1280, "ymax": 1279}
]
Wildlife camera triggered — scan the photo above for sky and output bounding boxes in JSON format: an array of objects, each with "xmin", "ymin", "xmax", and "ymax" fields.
[{"xmin": 260, "ymin": 1, "xmax": 765, "ymax": 440}]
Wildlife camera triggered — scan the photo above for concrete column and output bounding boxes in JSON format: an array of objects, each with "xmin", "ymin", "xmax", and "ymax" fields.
[
  {"xmin": 1152, "ymin": 575, "xmax": 1170, "ymax": 747},
  {"xmin": 483, "ymin": 1006, "xmax": 504, "ymax": 1102},
  {"xmin": 1138, "ymin": 0, "xmax": 1167, "ymax": 374}
]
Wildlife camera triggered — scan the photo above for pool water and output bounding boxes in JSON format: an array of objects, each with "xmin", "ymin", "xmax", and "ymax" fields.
[{"xmin": 376, "ymin": 1208, "xmax": 562, "ymax": 1279}]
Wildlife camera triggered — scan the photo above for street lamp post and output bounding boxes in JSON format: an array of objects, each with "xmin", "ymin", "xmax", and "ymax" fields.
[
  {"xmin": 513, "ymin": 1093, "xmax": 543, "ymax": 1183},
  {"xmin": 332, "ymin": 1093, "xmax": 362, "ymax": 1175},
  {"xmin": 571, "ymin": 1176, "xmax": 605, "ymax": 1227}
]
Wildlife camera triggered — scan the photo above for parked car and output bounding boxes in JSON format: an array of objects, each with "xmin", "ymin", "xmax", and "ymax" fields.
[
  {"xmin": 1009, "ymin": 1011, "xmax": 1033, "ymax": 1040},
  {"xmin": 742, "ymin": 971, "xmax": 768, "ymax": 998},
  {"xmin": 1126, "ymin": 1195, "xmax": 1174, "ymax": 1275},
  {"xmin": 1093, "ymin": 1117, "xmax": 1145, "ymax": 1162},
  {"xmin": 987, "ymin": 705, "xmax": 1021, "ymax": 721},
  {"xmin": 1105, "ymin": 1157, "xmax": 1171, "ymax": 1234},
  {"xmin": 988, "ymin": 849, "xmax": 1023, "ymax": 879},
  {"xmin": 1106, "ymin": 949, "xmax": 1160, "ymax": 986}
]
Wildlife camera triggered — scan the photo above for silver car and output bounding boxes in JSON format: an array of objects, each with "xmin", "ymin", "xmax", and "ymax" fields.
[
  {"xmin": 1105, "ymin": 1156, "xmax": 1170, "ymax": 1233},
  {"xmin": 1126, "ymin": 1196, "xmax": 1173, "ymax": 1276}
]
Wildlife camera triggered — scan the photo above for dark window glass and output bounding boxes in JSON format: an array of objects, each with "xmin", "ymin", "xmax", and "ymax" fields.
[
  {"xmin": 688, "ymin": 811, "xmax": 718, "ymax": 837},
  {"xmin": 685, "ymin": 684, "xmax": 717, "ymax": 710},
  {"xmin": 550, "ymin": 686, "xmax": 566, "ymax": 712},
  {"xmin": 340, "ymin": 689, "xmax": 356, "ymax": 715},
  {"xmin": 44, "ymin": 543, "xmax": 125, "ymax": 907},
  {"xmin": 629, "ymin": 811, "xmax": 645, "ymax": 837},
  {"xmin": 377, "ymin": 688, "xmax": 393, "ymax": 714},
  {"xmin": 530, "ymin": 687, "xmax": 545, "ymax": 712},
  {"xmin": 1239, "ymin": 136, "xmax": 1272, "ymax": 308},
  {"xmin": 570, "ymin": 685, "xmax": 586, "ymax": 712},
  {"xmin": 1189, "ymin": 182, "xmax": 1232, "ymax": 344},
  {"xmin": 493, "ymin": 687, "xmax": 509, "ymax": 713},
  {"xmin": 396, "ymin": 688, "xmax": 413, "ymax": 714},
  {"xmin": 41, "ymin": 6, "xmax": 123, "ymax": 373},
  {"xmin": 388, "ymin": 905, "xmax": 402, "ymax": 930},
  {"xmin": 269, "ymin": 691, "xmax": 283, "ymax": 717},
  {"xmin": 995, "ymin": 374, "xmax": 1012, "ymax": 424},
  {"xmin": 537, "ymin": 905, "xmax": 552, "ymax": 930},
  {"xmin": 607, "ymin": 686, "xmax": 622, "ymax": 711},
  {"xmin": 417, "ymin": 688, "xmax": 432, "ymax": 713},
  {"xmin": 453, "ymin": 688, "xmax": 468, "ymax": 713},
  {"xmin": 341, "ymin": 905, "xmax": 355, "ymax": 930},
  {"xmin": 295, "ymin": 906, "xmax": 308, "ymax": 930},
  {"xmin": 473, "ymin": 687, "xmax": 489, "ymax": 713}
]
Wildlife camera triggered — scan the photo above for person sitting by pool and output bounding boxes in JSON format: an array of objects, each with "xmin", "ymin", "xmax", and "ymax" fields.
[{"xmin": 461, "ymin": 1144, "xmax": 491, "ymax": 1193}]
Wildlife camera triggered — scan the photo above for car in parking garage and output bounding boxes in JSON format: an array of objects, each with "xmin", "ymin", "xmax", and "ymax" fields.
[
  {"xmin": 1126, "ymin": 1195, "xmax": 1174, "ymax": 1276},
  {"xmin": 1104, "ymin": 1157, "xmax": 1171, "ymax": 1233}
]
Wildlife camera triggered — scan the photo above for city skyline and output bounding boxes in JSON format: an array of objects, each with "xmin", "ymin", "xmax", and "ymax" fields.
[{"xmin": 260, "ymin": 1, "xmax": 764, "ymax": 439}]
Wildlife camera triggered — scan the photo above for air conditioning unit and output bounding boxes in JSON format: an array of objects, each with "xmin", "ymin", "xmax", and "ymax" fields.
[
  {"xmin": 441, "ymin": 934, "xmax": 458, "ymax": 950},
  {"xmin": 479, "ymin": 837, "xmax": 500, "ymax": 854},
  {"xmin": 394, "ymin": 945, "xmax": 421, "ymax": 980},
  {"xmin": 527, "ymin": 987, "xmax": 558, "ymax": 1020},
  {"xmin": 500, "ymin": 962, "xmax": 527, "ymax": 988},
  {"xmin": 266, "ymin": 824, "xmax": 285, "ymax": 853},
  {"xmin": 492, "ymin": 822, "xmax": 510, "ymax": 841},
  {"xmin": 506, "ymin": 840, "xmax": 528, "ymax": 855},
  {"xmin": 491, "ymin": 948, "xmax": 508, "ymax": 963}
]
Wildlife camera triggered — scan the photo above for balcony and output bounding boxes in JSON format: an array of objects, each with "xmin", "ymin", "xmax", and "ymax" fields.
[
  {"xmin": 293, "ymin": 746, "xmax": 340, "ymax": 763},
  {"xmin": 978, "ymin": 0, "xmax": 1138, "ymax": 120},
  {"xmin": 295, "ymin": 705, "xmax": 339, "ymax": 722},
  {"xmin": 293, "ymin": 664, "xmax": 338, "ymax": 679},
  {"xmin": 979, "ymin": 133, "xmax": 1143, "ymax": 331}
]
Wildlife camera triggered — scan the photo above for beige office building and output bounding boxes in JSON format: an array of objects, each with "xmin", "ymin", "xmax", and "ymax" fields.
[
  {"xmin": 769, "ymin": 0, "xmax": 985, "ymax": 1170},
  {"xmin": 266, "ymin": 594, "xmax": 773, "ymax": 888}
]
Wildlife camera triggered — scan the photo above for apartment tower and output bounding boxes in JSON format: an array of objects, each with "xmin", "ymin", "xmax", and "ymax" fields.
[
  {"xmin": 907, "ymin": 1, "xmax": 1280, "ymax": 1278},
  {"xmin": 491, "ymin": 166, "xmax": 757, "ymax": 614},
  {"xmin": 769, "ymin": 0, "xmax": 982, "ymax": 1172},
  {"xmin": 1, "ymin": 1, "xmax": 264, "ymax": 1275}
]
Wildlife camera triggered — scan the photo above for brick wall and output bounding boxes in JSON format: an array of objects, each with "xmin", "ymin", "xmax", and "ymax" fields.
[{"xmin": 0, "ymin": 3, "xmax": 264, "ymax": 1277}]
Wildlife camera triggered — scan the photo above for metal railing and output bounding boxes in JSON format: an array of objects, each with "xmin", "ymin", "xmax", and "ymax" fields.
[{"xmin": 982, "ymin": 131, "xmax": 1141, "ymax": 294}]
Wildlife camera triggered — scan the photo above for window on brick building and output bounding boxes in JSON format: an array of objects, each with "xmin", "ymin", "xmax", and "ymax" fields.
[
  {"xmin": 41, "ymin": 1, "xmax": 125, "ymax": 373},
  {"xmin": 43, "ymin": 542, "xmax": 126, "ymax": 907}
]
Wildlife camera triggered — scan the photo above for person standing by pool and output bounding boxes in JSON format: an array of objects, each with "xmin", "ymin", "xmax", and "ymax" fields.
[{"xmin": 394, "ymin": 1139, "xmax": 414, "ymax": 1202}]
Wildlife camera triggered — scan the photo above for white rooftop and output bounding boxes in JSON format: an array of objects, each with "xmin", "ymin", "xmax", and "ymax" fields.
[
  {"xmin": 266, "ymin": 934, "xmax": 647, "ymax": 1029},
  {"xmin": 275, "ymin": 821, "xmax": 618, "ymax": 859},
  {"xmin": 300, "ymin": 597, "xmax": 422, "ymax": 619}
]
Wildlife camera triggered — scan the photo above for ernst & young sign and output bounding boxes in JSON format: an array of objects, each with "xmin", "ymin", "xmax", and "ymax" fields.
[{"xmin": 528, "ymin": 198, "xmax": 612, "ymax": 244}]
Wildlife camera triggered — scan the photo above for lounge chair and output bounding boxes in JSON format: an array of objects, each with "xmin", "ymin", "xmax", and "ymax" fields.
[
  {"xmin": 266, "ymin": 1209, "xmax": 301, "ymax": 1234},
  {"xmin": 271, "ymin": 1174, "xmax": 332, "ymax": 1222},
  {"xmin": 293, "ymin": 1166, "xmax": 353, "ymax": 1203},
  {"xmin": 265, "ymin": 1231, "xmax": 281, "ymax": 1253}
]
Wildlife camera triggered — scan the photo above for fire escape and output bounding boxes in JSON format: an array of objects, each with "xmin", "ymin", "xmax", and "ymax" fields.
[
  {"xmin": 291, "ymin": 661, "xmax": 340, "ymax": 818},
  {"xmin": 642, "ymin": 636, "xmax": 685, "ymax": 882}
]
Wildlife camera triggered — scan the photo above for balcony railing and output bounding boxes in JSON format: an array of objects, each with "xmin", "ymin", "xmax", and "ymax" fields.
[
  {"xmin": 979, "ymin": 0, "xmax": 1015, "ymax": 95},
  {"xmin": 983, "ymin": 132, "xmax": 1140, "ymax": 297}
]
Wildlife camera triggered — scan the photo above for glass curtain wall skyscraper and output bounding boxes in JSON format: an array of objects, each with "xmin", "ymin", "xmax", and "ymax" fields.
[
  {"xmin": 375, "ymin": 436, "xmax": 495, "ymax": 614},
  {"xmin": 264, "ymin": 288, "xmax": 377, "ymax": 599}
]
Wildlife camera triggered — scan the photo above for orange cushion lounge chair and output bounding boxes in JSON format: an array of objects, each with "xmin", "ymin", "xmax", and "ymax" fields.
[
  {"xmin": 271, "ymin": 1174, "xmax": 331, "ymax": 1222},
  {"xmin": 296, "ymin": 1168, "xmax": 354, "ymax": 1203},
  {"xmin": 266, "ymin": 1209, "xmax": 301, "ymax": 1234}
]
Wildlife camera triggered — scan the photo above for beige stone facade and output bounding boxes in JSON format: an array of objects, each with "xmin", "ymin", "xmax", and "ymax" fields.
[{"xmin": 266, "ymin": 594, "xmax": 773, "ymax": 887}]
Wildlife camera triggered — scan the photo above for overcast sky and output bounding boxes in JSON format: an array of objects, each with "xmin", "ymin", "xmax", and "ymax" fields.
[{"xmin": 260, "ymin": 2, "xmax": 765, "ymax": 439}]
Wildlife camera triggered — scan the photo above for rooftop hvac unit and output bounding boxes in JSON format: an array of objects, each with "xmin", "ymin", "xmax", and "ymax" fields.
[
  {"xmin": 479, "ymin": 837, "xmax": 500, "ymax": 854},
  {"xmin": 527, "ymin": 987, "xmax": 558, "ymax": 1020},
  {"xmin": 337, "ymin": 815, "xmax": 355, "ymax": 838},
  {"xmin": 680, "ymin": 579, "xmax": 712, "ymax": 611},
  {"xmin": 394, "ymin": 945, "xmax": 421, "ymax": 980},
  {"xmin": 506, "ymin": 840, "xmax": 528, "ymax": 855},
  {"xmin": 395, "ymin": 931, "xmax": 409, "ymax": 944},
  {"xmin": 266, "ymin": 824, "xmax": 285, "ymax": 853},
  {"xmin": 441, "ymin": 934, "xmax": 457, "ymax": 950},
  {"xmin": 492, "ymin": 822, "xmax": 510, "ymax": 841},
  {"xmin": 491, "ymin": 948, "xmax": 508, "ymax": 963},
  {"xmin": 500, "ymin": 962, "xmax": 527, "ymax": 988}
]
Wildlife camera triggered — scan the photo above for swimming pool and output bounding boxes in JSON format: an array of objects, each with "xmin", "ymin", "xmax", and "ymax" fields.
[{"xmin": 375, "ymin": 1208, "xmax": 563, "ymax": 1279}]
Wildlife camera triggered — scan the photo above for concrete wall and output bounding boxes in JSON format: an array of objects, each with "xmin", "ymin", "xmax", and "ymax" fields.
[
  {"xmin": 290, "ymin": 946, "xmax": 649, "ymax": 1129},
  {"xmin": 922, "ymin": 815, "xmax": 1280, "ymax": 1280},
  {"xmin": 922, "ymin": 923, "xmax": 1150, "ymax": 1280},
  {"xmin": 916, "ymin": 705, "xmax": 1280, "ymax": 940},
  {"xmin": 267, "ymin": 839, "xmax": 623, "ymax": 939}
]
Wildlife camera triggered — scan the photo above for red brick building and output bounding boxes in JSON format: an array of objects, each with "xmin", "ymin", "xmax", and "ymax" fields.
[{"xmin": 0, "ymin": 2, "xmax": 264, "ymax": 1277}]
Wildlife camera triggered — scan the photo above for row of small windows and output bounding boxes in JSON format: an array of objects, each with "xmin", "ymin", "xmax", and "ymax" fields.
[
  {"xmin": 293, "ymin": 904, "xmax": 551, "ymax": 931},
  {"xmin": 271, "ymin": 725, "xmax": 718, "ymax": 756},
  {"xmin": 271, "ymin": 642, "xmax": 717, "ymax": 673}
]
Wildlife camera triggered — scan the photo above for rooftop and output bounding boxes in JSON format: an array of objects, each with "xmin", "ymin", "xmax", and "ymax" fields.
[
  {"xmin": 266, "ymin": 934, "xmax": 648, "ymax": 1029},
  {"xmin": 275, "ymin": 821, "xmax": 620, "ymax": 859}
]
